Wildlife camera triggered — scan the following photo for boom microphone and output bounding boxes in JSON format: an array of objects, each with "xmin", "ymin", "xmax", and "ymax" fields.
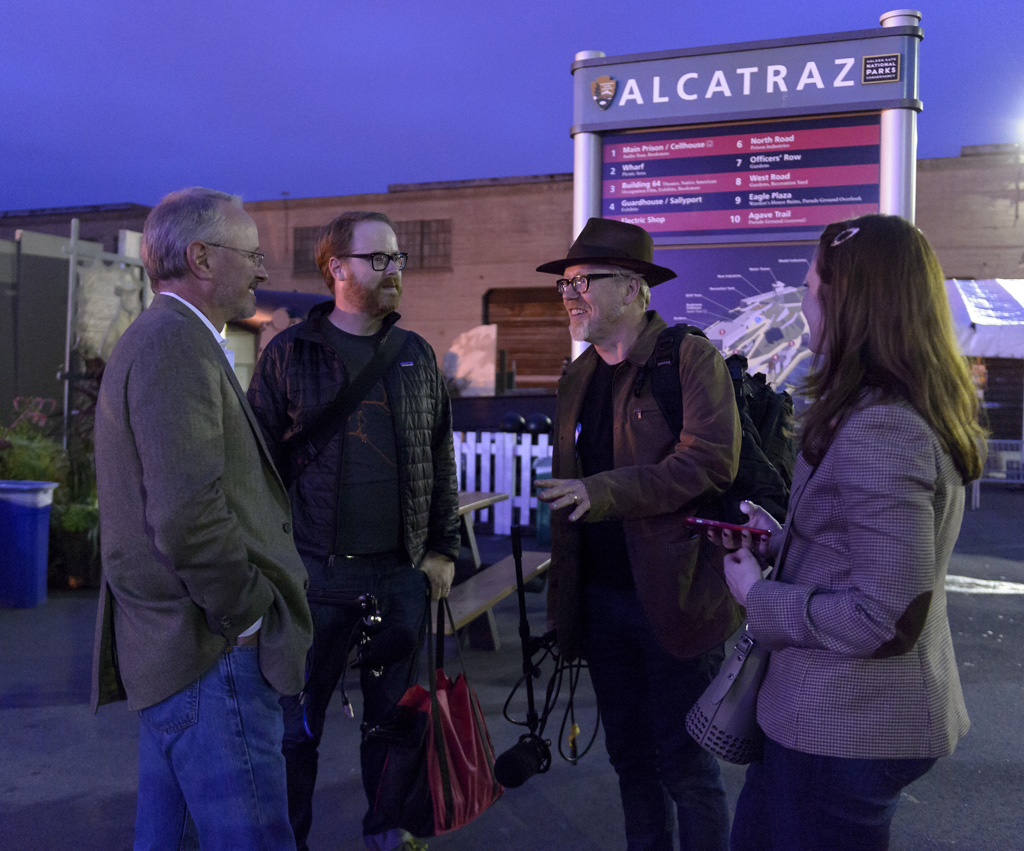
[{"xmin": 494, "ymin": 734, "xmax": 551, "ymax": 788}]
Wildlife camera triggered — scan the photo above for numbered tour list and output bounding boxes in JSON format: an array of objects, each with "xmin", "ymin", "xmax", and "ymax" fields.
[{"xmin": 602, "ymin": 114, "xmax": 880, "ymax": 242}]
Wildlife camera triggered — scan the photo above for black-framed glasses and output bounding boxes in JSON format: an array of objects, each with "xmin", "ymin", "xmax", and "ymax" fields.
[
  {"xmin": 555, "ymin": 273, "xmax": 622, "ymax": 296},
  {"xmin": 205, "ymin": 242, "xmax": 266, "ymax": 267},
  {"xmin": 339, "ymin": 252, "xmax": 409, "ymax": 272}
]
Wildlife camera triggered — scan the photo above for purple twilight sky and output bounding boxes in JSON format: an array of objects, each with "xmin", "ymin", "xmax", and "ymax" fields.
[{"xmin": 2, "ymin": 1, "xmax": 1022, "ymax": 212}]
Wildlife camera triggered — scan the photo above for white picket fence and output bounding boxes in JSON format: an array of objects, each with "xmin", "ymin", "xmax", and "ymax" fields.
[
  {"xmin": 971, "ymin": 439, "xmax": 1024, "ymax": 509},
  {"xmin": 453, "ymin": 432, "xmax": 553, "ymax": 534}
]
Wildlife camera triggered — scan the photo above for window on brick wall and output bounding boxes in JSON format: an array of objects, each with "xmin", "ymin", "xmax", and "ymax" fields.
[
  {"xmin": 293, "ymin": 226, "xmax": 321, "ymax": 275},
  {"xmin": 394, "ymin": 219, "xmax": 452, "ymax": 271},
  {"xmin": 294, "ymin": 219, "xmax": 452, "ymax": 274}
]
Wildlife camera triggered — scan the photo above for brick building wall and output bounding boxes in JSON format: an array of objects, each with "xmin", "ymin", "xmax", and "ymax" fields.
[
  {"xmin": 244, "ymin": 175, "xmax": 575, "ymax": 366},
  {"xmin": 3, "ymin": 149, "xmax": 1020, "ymax": 405},
  {"xmin": 917, "ymin": 144, "xmax": 1024, "ymax": 279}
]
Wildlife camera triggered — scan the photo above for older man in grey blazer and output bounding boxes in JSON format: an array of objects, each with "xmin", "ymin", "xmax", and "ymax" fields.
[{"xmin": 91, "ymin": 187, "xmax": 313, "ymax": 850}]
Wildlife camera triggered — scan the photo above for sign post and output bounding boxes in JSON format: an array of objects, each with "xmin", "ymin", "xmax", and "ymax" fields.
[
  {"xmin": 566, "ymin": 10, "xmax": 923, "ymax": 380},
  {"xmin": 878, "ymin": 9, "xmax": 922, "ymax": 219}
]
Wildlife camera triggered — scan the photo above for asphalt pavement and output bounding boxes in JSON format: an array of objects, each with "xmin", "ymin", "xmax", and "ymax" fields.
[{"xmin": 1, "ymin": 483, "xmax": 1022, "ymax": 850}]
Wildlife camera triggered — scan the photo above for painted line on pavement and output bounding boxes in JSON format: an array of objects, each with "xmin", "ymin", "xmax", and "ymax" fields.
[{"xmin": 946, "ymin": 575, "xmax": 1024, "ymax": 594}]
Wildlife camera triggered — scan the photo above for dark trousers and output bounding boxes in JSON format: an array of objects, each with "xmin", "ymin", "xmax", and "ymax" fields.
[
  {"xmin": 731, "ymin": 736, "xmax": 937, "ymax": 851},
  {"xmin": 581, "ymin": 582, "xmax": 730, "ymax": 851},
  {"xmin": 281, "ymin": 553, "xmax": 429, "ymax": 850}
]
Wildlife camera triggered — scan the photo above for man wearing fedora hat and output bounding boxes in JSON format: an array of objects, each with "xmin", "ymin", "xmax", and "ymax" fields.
[{"xmin": 536, "ymin": 218, "xmax": 742, "ymax": 851}]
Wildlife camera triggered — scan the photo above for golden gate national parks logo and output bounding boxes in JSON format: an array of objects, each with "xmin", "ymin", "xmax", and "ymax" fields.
[
  {"xmin": 862, "ymin": 53, "xmax": 900, "ymax": 84},
  {"xmin": 591, "ymin": 76, "xmax": 617, "ymax": 110}
]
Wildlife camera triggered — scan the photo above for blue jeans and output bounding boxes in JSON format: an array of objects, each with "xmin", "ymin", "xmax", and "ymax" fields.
[
  {"xmin": 582, "ymin": 582, "xmax": 730, "ymax": 851},
  {"xmin": 731, "ymin": 736, "xmax": 938, "ymax": 851},
  {"xmin": 281, "ymin": 554, "xmax": 429, "ymax": 850},
  {"xmin": 134, "ymin": 645, "xmax": 294, "ymax": 851}
]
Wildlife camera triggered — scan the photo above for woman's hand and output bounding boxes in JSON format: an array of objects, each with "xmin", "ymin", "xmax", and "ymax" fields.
[
  {"xmin": 723, "ymin": 547, "xmax": 763, "ymax": 607},
  {"xmin": 706, "ymin": 500, "xmax": 782, "ymax": 559}
]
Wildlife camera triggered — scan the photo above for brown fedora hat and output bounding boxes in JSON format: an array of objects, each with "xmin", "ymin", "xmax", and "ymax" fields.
[{"xmin": 536, "ymin": 217, "xmax": 677, "ymax": 286}]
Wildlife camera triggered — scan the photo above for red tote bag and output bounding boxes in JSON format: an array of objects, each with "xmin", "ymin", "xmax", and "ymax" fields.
[
  {"xmin": 368, "ymin": 599, "xmax": 503, "ymax": 837},
  {"xmin": 426, "ymin": 598, "xmax": 504, "ymax": 833}
]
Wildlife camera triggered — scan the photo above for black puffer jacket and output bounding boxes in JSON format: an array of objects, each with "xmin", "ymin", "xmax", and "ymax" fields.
[{"xmin": 247, "ymin": 302, "xmax": 460, "ymax": 574}]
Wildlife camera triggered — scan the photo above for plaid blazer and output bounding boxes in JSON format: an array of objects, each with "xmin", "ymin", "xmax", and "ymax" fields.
[{"xmin": 745, "ymin": 399, "xmax": 970, "ymax": 759}]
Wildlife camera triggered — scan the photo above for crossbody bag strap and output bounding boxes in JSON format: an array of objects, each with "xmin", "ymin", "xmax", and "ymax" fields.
[{"xmin": 288, "ymin": 327, "xmax": 409, "ymax": 480}]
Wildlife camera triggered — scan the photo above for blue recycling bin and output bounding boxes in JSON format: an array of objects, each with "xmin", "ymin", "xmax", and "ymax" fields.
[
  {"xmin": 0, "ymin": 481, "xmax": 59, "ymax": 608},
  {"xmin": 533, "ymin": 457, "xmax": 552, "ymax": 546}
]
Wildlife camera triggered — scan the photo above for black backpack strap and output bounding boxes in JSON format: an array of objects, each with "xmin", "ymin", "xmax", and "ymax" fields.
[
  {"xmin": 639, "ymin": 324, "xmax": 794, "ymax": 526},
  {"xmin": 286, "ymin": 327, "xmax": 409, "ymax": 483},
  {"xmin": 639, "ymin": 324, "xmax": 707, "ymax": 437}
]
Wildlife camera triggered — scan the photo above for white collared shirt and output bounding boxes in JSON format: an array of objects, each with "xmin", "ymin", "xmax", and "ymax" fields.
[{"xmin": 162, "ymin": 291, "xmax": 235, "ymax": 369}]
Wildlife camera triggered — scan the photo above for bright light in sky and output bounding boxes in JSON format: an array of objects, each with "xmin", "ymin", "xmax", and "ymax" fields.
[{"xmin": 1, "ymin": 0, "xmax": 1022, "ymax": 211}]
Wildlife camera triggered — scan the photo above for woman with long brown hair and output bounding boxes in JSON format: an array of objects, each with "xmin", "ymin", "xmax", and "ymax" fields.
[{"xmin": 722, "ymin": 214, "xmax": 986, "ymax": 850}]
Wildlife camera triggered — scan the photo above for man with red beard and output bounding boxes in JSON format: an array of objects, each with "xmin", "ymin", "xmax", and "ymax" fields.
[{"xmin": 248, "ymin": 212, "xmax": 460, "ymax": 851}]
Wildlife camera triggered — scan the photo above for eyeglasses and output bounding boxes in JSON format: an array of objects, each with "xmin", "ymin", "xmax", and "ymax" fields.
[
  {"xmin": 339, "ymin": 252, "xmax": 409, "ymax": 272},
  {"xmin": 555, "ymin": 273, "xmax": 622, "ymax": 297},
  {"xmin": 206, "ymin": 242, "xmax": 266, "ymax": 267}
]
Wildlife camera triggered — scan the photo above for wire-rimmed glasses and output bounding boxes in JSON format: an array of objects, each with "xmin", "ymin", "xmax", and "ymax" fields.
[{"xmin": 205, "ymin": 242, "xmax": 266, "ymax": 267}]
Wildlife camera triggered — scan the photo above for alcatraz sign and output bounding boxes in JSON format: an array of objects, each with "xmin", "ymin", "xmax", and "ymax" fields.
[{"xmin": 572, "ymin": 28, "xmax": 921, "ymax": 134}]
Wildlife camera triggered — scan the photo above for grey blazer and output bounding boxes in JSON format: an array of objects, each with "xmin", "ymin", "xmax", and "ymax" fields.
[
  {"xmin": 91, "ymin": 296, "xmax": 313, "ymax": 712},
  {"xmin": 746, "ymin": 399, "xmax": 970, "ymax": 759}
]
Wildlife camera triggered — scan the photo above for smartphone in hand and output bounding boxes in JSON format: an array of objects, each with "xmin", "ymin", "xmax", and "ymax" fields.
[{"xmin": 683, "ymin": 516, "xmax": 771, "ymax": 540}]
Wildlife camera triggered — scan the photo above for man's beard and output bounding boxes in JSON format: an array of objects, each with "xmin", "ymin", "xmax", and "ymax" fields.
[
  {"xmin": 344, "ymin": 275, "xmax": 402, "ymax": 317},
  {"xmin": 568, "ymin": 315, "xmax": 589, "ymax": 342},
  {"xmin": 568, "ymin": 304, "xmax": 624, "ymax": 346}
]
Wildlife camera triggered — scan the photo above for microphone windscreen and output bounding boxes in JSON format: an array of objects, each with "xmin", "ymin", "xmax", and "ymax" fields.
[
  {"xmin": 357, "ymin": 625, "xmax": 418, "ymax": 668},
  {"xmin": 494, "ymin": 738, "xmax": 544, "ymax": 788}
]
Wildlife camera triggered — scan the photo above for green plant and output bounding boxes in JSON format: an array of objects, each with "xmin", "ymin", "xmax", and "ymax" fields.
[
  {"xmin": 50, "ymin": 500, "xmax": 102, "ymax": 589},
  {"xmin": 0, "ymin": 397, "xmax": 68, "ymax": 484},
  {"xmin": 57, "ymin": 501, "xmax": 100, "ymax": 533},
  {"xmin": 1, "ymin": 396, "xmax": 103, "ymax": 589},
  {"xmin": 63, "ymin": 355, "xmax": 103, "ymax": 505}
]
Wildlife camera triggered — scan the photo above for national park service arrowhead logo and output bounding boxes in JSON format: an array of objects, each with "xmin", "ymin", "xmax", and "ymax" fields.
[{"xmin": 591, "ymin": 76, "xmax": 617, "ymax": 110}]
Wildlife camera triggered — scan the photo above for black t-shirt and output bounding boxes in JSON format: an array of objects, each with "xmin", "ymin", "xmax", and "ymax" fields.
[
  {"xmin": 576, "ymin": 358, "xmax": 633, "ymax": 589},
  {"xmin": 321, "ymin": 322, "xmax": 401, "ymax": 555}
]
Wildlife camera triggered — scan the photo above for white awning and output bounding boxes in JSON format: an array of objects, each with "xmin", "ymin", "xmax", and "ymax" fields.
[{"xmin": 946, "ymin": 279, "xmax": 1024, "ymax": 359}]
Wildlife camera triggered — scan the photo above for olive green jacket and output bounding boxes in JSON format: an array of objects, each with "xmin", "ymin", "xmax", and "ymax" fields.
[{"xmin": 92, "ymin": 296, "xmax": 313, "ymax": 711}]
